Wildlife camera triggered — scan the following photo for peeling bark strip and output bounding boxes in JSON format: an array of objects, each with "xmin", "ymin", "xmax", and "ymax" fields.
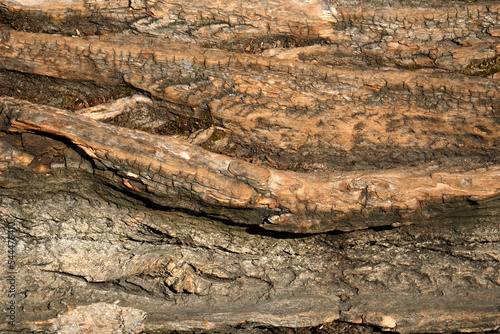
[
  {"xmin": 2, "ymin": 97, "xmax": 499, "ymax": 233},
  {"xmin": 0, "ymin": 30, "xmax": 498, "ymax": 170},
  {"xmin": 1, "ymin": 0, "xmax": 499, "ymax": 71}
]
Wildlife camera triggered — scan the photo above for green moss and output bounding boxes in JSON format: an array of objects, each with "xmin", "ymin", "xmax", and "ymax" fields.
[
  {"xmin": 204, "ymin": 35, "xmax": 330, "ymax": 53},
  {"xmin": 0, "ymin": 8, "xmax": 127, "ymax": 36},
  {"xmin": 113, "ymin": 86, "xmax": 133, "ymax": 99},
  {"xmin": 199, "ymin": 110, "xmax": 214, "ymax": 129},
  {"xmin": 200, "ymin": 129, "xmax": 226, "ymax": 151},
  {"xmin": 209, "ymin": 129, "xmax": 226, "ymax": 142},
  {"xmin": 154, "ymin": 111, "xmax": 213, "ymax": 137},
  {"xmin": 59, "ymin": 96, "xmax": 82, "ymax": 109},
  {"xmin": 401, "ymin": 64, "xmax": 424, "ymax": 71},
  {"xmin": 461, "ymin": 55, "xmax": 500, "ymax": 77},
  {"xmin": 58, "ymin": 85, "xmax": 135, "ymax": 110},
  {"xmin": 0, "ymin": 9, "xmax": 54, "ymax": 33}
]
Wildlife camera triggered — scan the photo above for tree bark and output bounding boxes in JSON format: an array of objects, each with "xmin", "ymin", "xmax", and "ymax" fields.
[{"xmin": 0, "ymin": 0, "xmax": 499, "ymax": 333}]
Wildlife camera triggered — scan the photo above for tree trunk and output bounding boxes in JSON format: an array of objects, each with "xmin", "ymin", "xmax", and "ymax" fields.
[{"xmin": 0, "ymin": 0, "xmax": 499, "ymax": 333}]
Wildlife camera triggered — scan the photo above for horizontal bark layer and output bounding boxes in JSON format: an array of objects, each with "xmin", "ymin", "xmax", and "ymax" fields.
[
  {"xmin": 2, "ymin": 97, "xmax": 499, "ymax": 233},
  {"xmin": 0, "ymin": 30, "xmax": 498, "ymax": 171},
  {"xmin": 1, "ymin": 0, "xmax": 499, "ymax": 71},
  {"xmin": 0, "ymin": 166, "xmax": 498, "ymax": 333}
]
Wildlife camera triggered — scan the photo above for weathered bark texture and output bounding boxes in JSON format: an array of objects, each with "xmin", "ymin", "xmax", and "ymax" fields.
[
  {"xmin": 0, "ymin": 29, "xmax": 498, "ymax": 171},
  {"xmin": 1, "ymin": 97, "xmax": 499, "ymax": 234},
  {"xmin": 0, "ymin": 0, "xmax": 499, "ymax": 333}
]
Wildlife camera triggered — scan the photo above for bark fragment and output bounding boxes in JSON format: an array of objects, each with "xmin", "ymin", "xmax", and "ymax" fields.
[
  {"xmin": 2, "ymin": 97, "xmax": 499, "ymax": 234},
  {"xmin": 0, "ymin": 30, "xmax": 498, "ymax": 170}
]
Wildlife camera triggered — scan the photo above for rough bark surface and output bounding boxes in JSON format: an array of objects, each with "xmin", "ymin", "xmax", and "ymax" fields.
[
  {"xmin": 0, "ymin": 0, "xmax": 499, "ymax": 333},
  {"xmin": 0, "ymin": 29, "xmax": 498, "ymax": 171},
  {"xmin": 1, "ymin": 97, "xmax": 499, "ymax": 234}
]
